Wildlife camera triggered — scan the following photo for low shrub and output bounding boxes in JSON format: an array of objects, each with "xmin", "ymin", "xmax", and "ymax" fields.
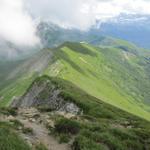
[
  {"xmin": 0, "ymin": 107, "xmax": 17, "ymax": 116},
  {"xmin": 59, "ymin": 134, "xmax": 70, "ymax": 143},
  {"xmin": 110, "ymin": 128, "xmax": 136, "ymax": 140},
  {"xmin": 72, "ymin": 135, "xmax": 107, "ymax": 150},
  {"xmin": 10, "ymin": 119, "xmax": 23, "ymax": 129},
  {"xmin": 22, "ymin": 127, "xmax": 33, "ymax": 134},
  {"xmin": 55, "ymin": 118, "xmax": 80, "ymax": 135}
]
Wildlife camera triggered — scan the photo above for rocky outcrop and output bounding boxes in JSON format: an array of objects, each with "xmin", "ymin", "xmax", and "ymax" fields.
[{"xmin": 11, "ymin": 78, "xmax": 80, "ymax": 115}]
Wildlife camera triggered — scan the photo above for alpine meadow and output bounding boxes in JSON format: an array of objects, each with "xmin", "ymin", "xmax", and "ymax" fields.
[{"xmin": 0, "ymin": 1, "xmax": 150, "ymax": 150}]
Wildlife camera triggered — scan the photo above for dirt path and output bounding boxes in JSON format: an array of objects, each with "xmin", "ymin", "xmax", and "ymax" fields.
[
  {"xmin": 1, "ymin": 108, "xmax": 71, "ymax": 150},
  {"xmin": 19, "ymin": 118, "xmax": 70, "ymax": 150}
]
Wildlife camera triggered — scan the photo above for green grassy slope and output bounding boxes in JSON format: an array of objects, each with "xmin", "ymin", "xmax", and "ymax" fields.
[
  {"xmin": 0, "ymin": 60, "xmax": 23, "ymax": 90},
  {"xmin": 0, "ymin": 49, "xmax": 54, "ymax": 106},
  {"xmin": 1, "ymin": 76, "xmax": 150, "ymax": 150},
  {"xmin": 47, "ymin": 42, "xmax": 150, "ymax": 120},
  {"xmin": 16, "ymin": 75, "xmax": 150, "ymax": 150},
  {"xmin": 0, "ymin": 41, "xmax": 150, "ymax": 121},
  {"xmin": 0, "ymin": 121, "xmax": 31, "ymax": 150}
]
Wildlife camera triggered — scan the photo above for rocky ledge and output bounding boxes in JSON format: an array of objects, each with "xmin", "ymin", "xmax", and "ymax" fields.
[{"xmin": 11, "ymin": 78, "xmax": 80, "ymax": 115}]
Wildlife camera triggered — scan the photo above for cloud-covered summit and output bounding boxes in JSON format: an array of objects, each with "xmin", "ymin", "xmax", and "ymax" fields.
[{"xmin": 1, "ymin": 0, "xmax": 150, "ymax": 48}]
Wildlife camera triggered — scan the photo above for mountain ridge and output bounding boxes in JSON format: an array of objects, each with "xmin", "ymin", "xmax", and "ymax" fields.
[{"xmin": 0, "ymin": 40, "xmax": 150, "ymax": 121}]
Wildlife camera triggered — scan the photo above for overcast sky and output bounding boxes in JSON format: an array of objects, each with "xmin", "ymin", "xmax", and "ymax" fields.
[{"xmin": 1, "ymin": 0, "xmax": 150, "ymax": 47}]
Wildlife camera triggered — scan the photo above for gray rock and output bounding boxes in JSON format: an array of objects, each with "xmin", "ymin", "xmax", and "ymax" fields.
[
  {"xmin": 59, "ymin": 103, "xmax": 80, "ymax": 115},
  {"xmin": 11, "ymin": 79, "xmax": 80, "ymax": 115}
]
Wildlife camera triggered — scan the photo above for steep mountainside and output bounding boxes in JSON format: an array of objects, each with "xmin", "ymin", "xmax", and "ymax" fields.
[
  {"xmin": 0, "ymin": 49, "xmax": 53, "ymax": 106},
  {"xmin": 50, "ymin": 42, "xmax": 150, "ymax": 120},
  {"xmin": 0, "ymin": 41, "xmax": 150, "ymax": 121},
  {"xmin": 1, "ymin": 76, "xmax": 150, "ymax": 150}
]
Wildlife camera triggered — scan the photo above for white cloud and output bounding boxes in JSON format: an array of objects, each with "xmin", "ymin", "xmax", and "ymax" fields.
[
  {"xmin": 0, "ymin": 0, "xmax": 40, "ymax": 46},
  {"xmin": 26, "ymin": 0, "xmax": 150, "ymax": 30},
  {"xmin": 26, "ymin": 0, "xmax": 97, "ymax": 30},
  {"xmin": 0, "ymin": 0, "xmax": 150, "ymax": 49}
]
